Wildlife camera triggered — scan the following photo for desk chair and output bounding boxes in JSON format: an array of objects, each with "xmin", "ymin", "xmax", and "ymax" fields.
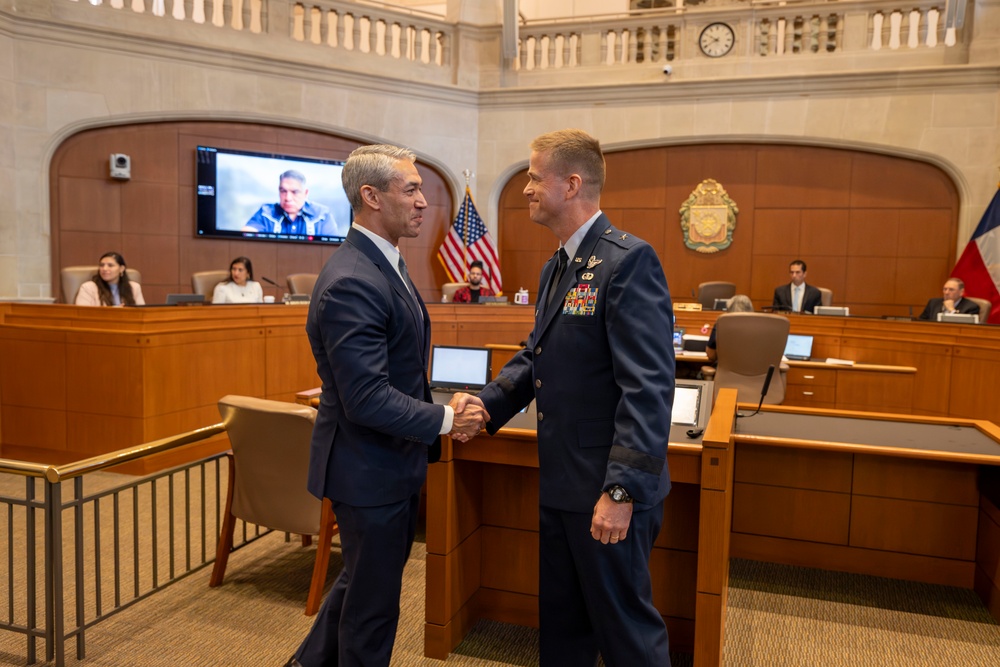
[
  {"xmin": 61, "ymin": 265, "xmax": 142, "ymax": 303},
  {"xmin": 191, "ymin": 270, "xmax": 230, "ymax": 300},
  {"xmin": 697, "ymin": 281, "xmax": 737, "ymax": 310},
  {"xmin": 210, "ymin": 395, "xmax": 339, "ymax": 616},
  {"xmin": 714, "ymin": 313, "xmax": 790, "ymax": 404},
  {"xmin": 965, "ymin": 296, "xmax": 992, "ymax": 324},
  {"xmin": 818, "ymin": 287, "xmax": 833, "ymax": 307},
  {"xmin": 287, "ymin": 273, "xmax": 318, "ymax": 296},
  {"xmin": 441, "ymin": 282, "xmax": 469, "ymax": 303}
]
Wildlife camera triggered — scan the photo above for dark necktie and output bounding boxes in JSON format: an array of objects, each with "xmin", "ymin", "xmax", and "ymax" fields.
[
  {"xmin": 398, "ymin": 256, "xmax": 423, "ymax": 320},
  {"xmin": 546, "ymin": 248, "xmax": 569, "ymax": 309}
]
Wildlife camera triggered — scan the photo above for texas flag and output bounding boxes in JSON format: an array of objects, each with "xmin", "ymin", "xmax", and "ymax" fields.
[{"xmin": 951, "ymin": 187, "xmax": 1000, "ymax": 324}]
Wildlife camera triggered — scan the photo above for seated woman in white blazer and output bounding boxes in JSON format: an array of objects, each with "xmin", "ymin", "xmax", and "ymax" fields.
[
  {"xmin": 212, "ymin": 256, "xmax": 264, "ymax": 304},
  {"xmin": 75, "ymin": 251, "xmax": 145, "ymax": 307}
]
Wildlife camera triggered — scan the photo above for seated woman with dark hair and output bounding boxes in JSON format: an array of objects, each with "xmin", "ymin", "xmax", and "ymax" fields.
[
  {"xmin": 212, "ymin": 256, "xmax": 264, "ymax": 304},
  {"xmin": 75, "ymin": 251, "xmax": 145, "ymax": 306}
]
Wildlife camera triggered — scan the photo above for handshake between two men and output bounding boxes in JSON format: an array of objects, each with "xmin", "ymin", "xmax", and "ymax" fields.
[{"xmin": 447, "ymin": 392, "xmax": 489, "ymax": 443}]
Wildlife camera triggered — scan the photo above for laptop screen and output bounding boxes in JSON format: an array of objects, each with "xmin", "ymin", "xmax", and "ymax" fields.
[
  {"xmin": 784, "ymin": 334, "xmax": 814, "ymax": 359},
  {"xmin": 429, "ymin": 345, "xmax": 492, "ymax": 392}
]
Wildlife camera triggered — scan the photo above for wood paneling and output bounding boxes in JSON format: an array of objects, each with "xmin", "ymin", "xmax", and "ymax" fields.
[
  {"xmin": 735, "ymin": 444, "xmax": 852, "ymax": 492},
  {"xmin": 499, "ymin": 144, "xmax": 959, "ymax": 315},
  {"xmin": 849, "ymin": 496, "xmax": 978, "ymax": 561},
  {"xmin": 853, "ymin": 455, "xmax": 979, "ymax": 506},
  {"xmin": 732, "ymin": 482, "xmax": 851, "ymax": 544},
  {"xmin": 50, "ymin": 122, "xmax": 455, "ymax": 303}
]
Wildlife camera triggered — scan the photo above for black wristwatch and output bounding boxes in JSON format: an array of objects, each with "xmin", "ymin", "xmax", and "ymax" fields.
[{"xmin": 607, "ymin": 485, "xmax": 633, "ymax": 504}]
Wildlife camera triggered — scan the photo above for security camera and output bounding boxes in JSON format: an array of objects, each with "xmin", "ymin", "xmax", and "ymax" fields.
[
  {"xmin": 662, "ymin": 64, "xmax": 673, "ymax": 76},
  {"xmin": 110, "ymin": 153, "xmax": 131, "ymax": 180}
]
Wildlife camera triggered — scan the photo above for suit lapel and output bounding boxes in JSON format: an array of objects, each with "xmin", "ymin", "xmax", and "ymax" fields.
[{"xmin": 347, "ymin": 228, "xmax": 426, "ymax": 352}]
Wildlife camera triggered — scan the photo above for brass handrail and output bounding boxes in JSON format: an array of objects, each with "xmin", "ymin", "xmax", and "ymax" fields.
[{"xmin": 42, "ymin": 423, "xmax": 227, "ymax": 483}]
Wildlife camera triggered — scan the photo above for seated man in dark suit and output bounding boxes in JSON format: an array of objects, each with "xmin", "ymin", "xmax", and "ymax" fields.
[
  {"xmin": 918, "ymin": 278, "xmax": 981, "ymax": 320},
  {"xmin": 772, "ymin": 259, "xmax": 822, "ymax": 314}
]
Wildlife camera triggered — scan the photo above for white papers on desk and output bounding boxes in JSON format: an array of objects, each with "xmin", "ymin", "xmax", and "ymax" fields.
[{"xmin": 825, "ymin": 357, "xmax": 855, "ymax": 366}]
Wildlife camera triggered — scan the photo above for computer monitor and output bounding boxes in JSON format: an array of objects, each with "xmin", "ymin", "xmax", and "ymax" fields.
[
  {"xmin": 672, "ymin": 327, "xmax": 685, "ymax": 352},
  {"xmin": 671, "ymin": 383, "xmax": 704, "ymax": 426},
  {"xmin": 783, "ymin": 334, "xmax": 814, "ymax": 361},
  {"xmin": 429, "ymin": 345, "xmax": 492, "ymax": 392},
  {"xmin": 939, "ymin": 312, "xmax": 978, "ymax": 324},
  {"xmin": 712, "ymin": 298, "xmax": 729, "ymax": 311}
]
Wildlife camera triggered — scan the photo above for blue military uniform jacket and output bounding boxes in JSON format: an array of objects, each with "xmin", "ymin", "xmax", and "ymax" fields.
[{"xmin": 477, "ymin": 215, "xmax": 675, "ymax": 513}]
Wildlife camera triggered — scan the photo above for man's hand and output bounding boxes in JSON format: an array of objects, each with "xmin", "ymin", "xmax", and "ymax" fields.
[
  {"xmin": 448, "ymin": 393, "xmax": 490, "ymax": 442},
  {"xmin": 944, "ymin": 298, "xmax": 956, "ymax": 313},
  {"xmin": 590, "ymin": 492, "xmax": 633, "ymax": 545}
]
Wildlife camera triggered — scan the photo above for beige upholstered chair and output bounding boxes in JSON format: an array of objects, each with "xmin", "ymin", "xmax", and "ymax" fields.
[
  {"xmin": 441, "ymin": 282, "xmax": 469, "ymax": 303},
  {"xmin": 210, "ymin": 395, "xmax": 338, "ymax": 616},
  {"xmin": 191, "ymin": 270, "xmax": 230, "ymax": 299},
  {"xmin": 965, "ymin": 296, "xmax": 992, "ymax": 324},
  {"xmin": 287, "ymin": 273, "xmax": 319, "ymax": 296},
  {"xmin": 713, "ymin": 313, "xmax": 790, "ymax": 405},
  {"xmin": 61, "ymin": 265, "xmax": 142, "ymax": 303},
  {"xmin": 818, "ymin": 287, "xmax": 833, "ymax": 307},
  {"xmin": 697, "ymin": 281, "xmax": 737, "ymax": 310}
]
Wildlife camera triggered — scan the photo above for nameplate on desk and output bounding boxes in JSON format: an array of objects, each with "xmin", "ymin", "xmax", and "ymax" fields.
[
  {"xmin": 675, "ymin": 303, "xmax": 703, "ymax": 311},
  {"xmin": 825, "ymin": 358, "xmax": 855, "ymax": 366}
]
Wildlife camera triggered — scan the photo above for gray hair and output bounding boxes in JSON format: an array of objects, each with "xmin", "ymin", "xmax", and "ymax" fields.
[
  {"xmin": 342, "ymin": 144, "xmax": 417, "ymax": 213},
  {"xmin": 727, "ymin": 294, "xmax": 754, "ymax": 313},
  {"xmin": 279, "ymin": 170, "xmax": 306, "ymax": 186}
]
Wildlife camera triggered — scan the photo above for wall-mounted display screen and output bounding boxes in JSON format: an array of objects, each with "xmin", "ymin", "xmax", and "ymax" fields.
[{"xmin": 195, "ymin": 145, "xmax": 353, "ymax": 244}]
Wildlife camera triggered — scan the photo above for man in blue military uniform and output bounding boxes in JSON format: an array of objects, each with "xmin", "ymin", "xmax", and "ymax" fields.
[
  {"xmin": 243, "ymin": 169, "xmax": 339, "ymax": 237},
  {"xmin": 457, "ymin": 129, "xmax": 676, "ymax": 666}
]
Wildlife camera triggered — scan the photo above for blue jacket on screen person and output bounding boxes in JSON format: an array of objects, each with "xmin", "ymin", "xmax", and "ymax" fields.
[{"xmin": 244, "ymin": 200, "xmax": 338, "ymax": 236}]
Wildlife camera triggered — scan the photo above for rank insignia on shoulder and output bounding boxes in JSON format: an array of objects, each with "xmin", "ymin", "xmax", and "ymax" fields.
[
  {"xmin": 603, "ymin": 228, "xmax": 612, "ymax": 235},
  {"xmin": 585, "ymin": 256, "xmax": 603, "ymax": 269},
  {"xmin": 620, "ymin": 234, "xmax": 628, "ymax": 240}
]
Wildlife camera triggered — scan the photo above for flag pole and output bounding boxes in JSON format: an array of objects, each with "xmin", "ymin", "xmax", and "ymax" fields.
[{"xmin": 462, "ymin": 169, "xmax": 473, "ymax": 280}]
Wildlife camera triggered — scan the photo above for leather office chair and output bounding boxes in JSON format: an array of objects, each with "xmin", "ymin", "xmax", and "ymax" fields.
[
  {"xmin": 210, "ymin": 395, "xmax": 339, "ymax": 616},
  {"xmin": 61, "ymin": 265, "xmax": 142, "ymax": 303},
  {"xmin": 287, "ymin": 273, "xmax": 319, "ymax": 296},
  {"xmin": 191, "ymin": 270, "xmax": 230, "ymax": 299},
  {"xmin": 713, "ymin": 312, "xmax": 790, "ymax": 405},
  {"xmin": 818, "ymin": 287, "xmax": 833, "ymax": 307},
  {"xmin": 965, "ymin": 296, "xmax": 992, "ymax": 324},
  {"xmin": 697, "ymin": 281, "xmax": 737, "ymax": 310},
  {"xmin": 441, "ymin": 282, "xmax": 469, "ymax": 303}
]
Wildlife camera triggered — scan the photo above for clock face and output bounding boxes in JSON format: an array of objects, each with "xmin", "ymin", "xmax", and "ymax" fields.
[{"xmin": 699, "ymin": 22, "xmax": 735, "ymax": 58}]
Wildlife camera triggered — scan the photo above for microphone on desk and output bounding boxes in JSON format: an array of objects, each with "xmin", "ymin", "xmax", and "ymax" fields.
[
  {"xmin": 736, "ymin": 364, "xmax": 775, "ymax": 420},
  {"xmin": 260, "ymin": 276, "xmax": 281, "ymax": 288}
]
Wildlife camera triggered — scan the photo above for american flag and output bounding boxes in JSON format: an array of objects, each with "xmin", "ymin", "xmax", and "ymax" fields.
[
  {"xmin": 437, "ymin": 189, "xmax": 503, "ymax": 295},
  {"xmin": 951, "ymin": 185, "xmax": 1000, "ymax": 324}
]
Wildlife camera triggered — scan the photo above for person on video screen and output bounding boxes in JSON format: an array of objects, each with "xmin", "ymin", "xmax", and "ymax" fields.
[{"xmin": 243, "ymin": 170, "xmax": 338, "ymax": 236}]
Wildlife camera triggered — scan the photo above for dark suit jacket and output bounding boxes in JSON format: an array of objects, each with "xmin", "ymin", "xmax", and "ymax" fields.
[
  {"xmin": 918, "ymin": 297, "xmax": 981, "ymax": 321},
  {"xmin": 773, "ymin": 283, "xmax": 823, "ymax": 314},
  {"xmin": 477, "ymin": 216, "xmax": 675, "ymax": 513},
  {"xmin": 305, "ymin": 227, "xmax": 444, "ymax": 507}
]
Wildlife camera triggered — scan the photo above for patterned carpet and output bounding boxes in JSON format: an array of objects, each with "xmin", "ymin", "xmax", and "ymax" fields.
[{"xmin": 2, "ymin": 470, "xmax": 999, "ymax": 666}]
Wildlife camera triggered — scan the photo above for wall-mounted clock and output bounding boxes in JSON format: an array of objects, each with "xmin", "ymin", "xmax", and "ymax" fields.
[{"xmin": 699, "ymin": 22, "xmax": 735, "ymax": 58}]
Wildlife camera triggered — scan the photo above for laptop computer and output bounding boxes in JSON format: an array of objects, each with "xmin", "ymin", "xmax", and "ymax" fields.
[
  {"xmin": 783, "ymin": 334, "xmax": 814, "ymax": 361},
  {"xmin": 429, "ymin": 345, "xmax": 492, "ymax": 393},
  {"xmin": 165, "ymin": 293, "xmax": 205, "ymax": 305}
]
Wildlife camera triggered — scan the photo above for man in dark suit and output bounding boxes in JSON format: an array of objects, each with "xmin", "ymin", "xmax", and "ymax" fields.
[
  {"xmin": 458, "ymin": 129, "xmax": 675, "ymax": 666},
  {"xmin": 918, "ymin": 277, "xmax": 981, "ymax": 321},
  {"xmin": 772, "ymin": 259, "xmax": 823, "ymax": 313},
  {"xmin": 287, "ymin": 145, "xmax": 487, "ymax": 667}
]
